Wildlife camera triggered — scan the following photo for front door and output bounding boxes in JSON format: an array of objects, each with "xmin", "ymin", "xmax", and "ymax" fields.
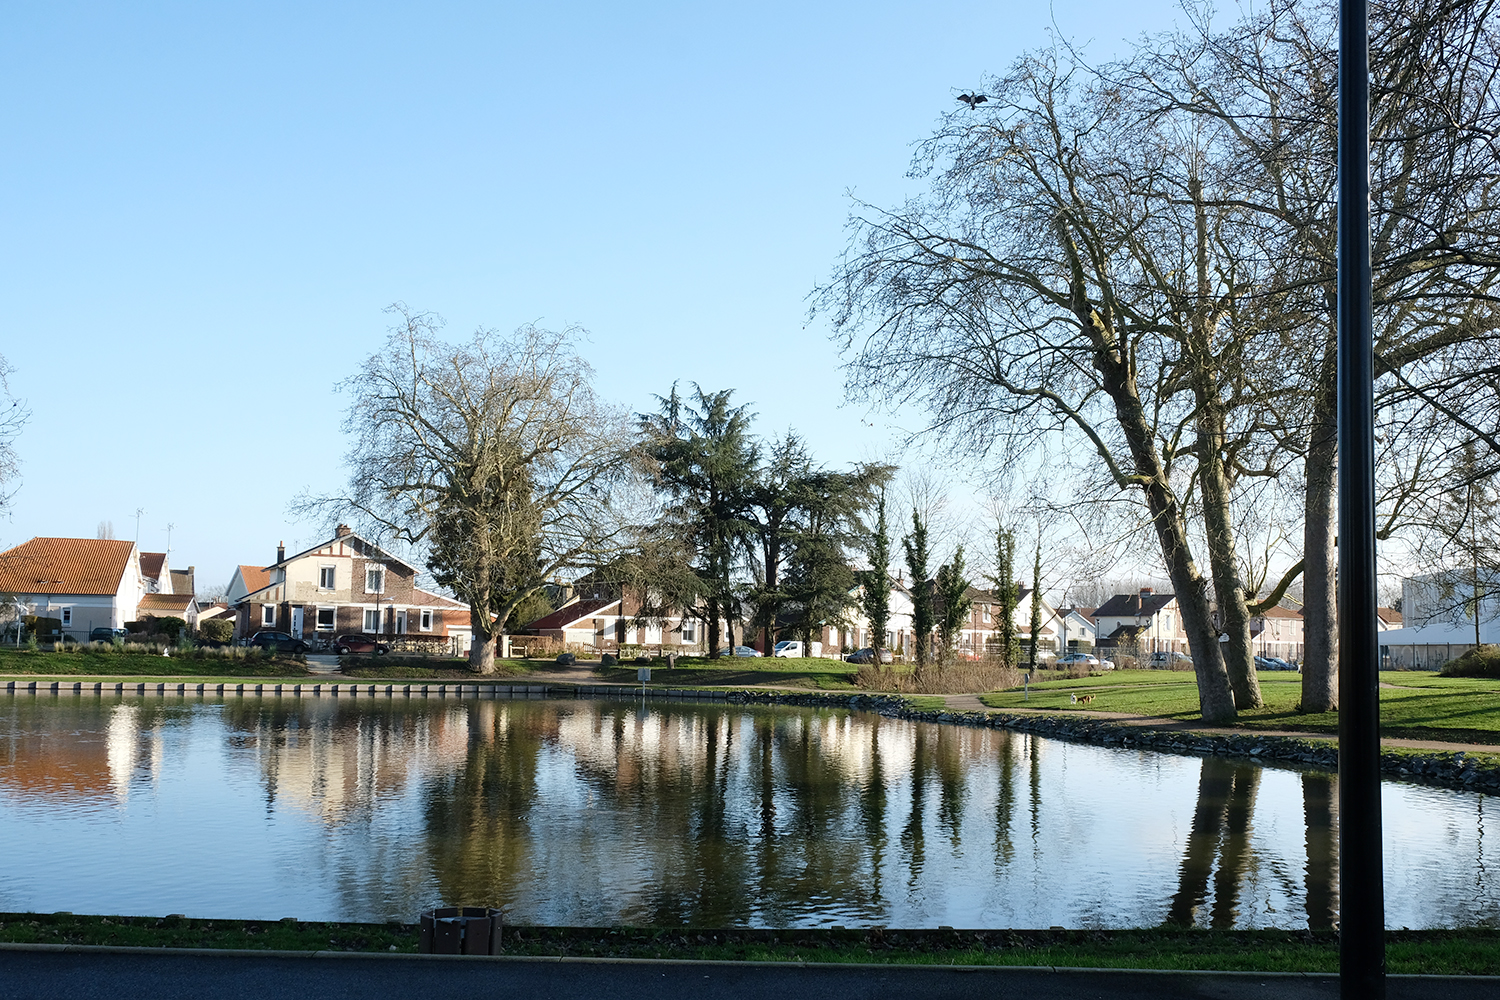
[
  {"xmin": 395, "ymin": 610, "xmax": 407, "ymax": 634},
  {"xmin": 291, "ymin": 606, "xmax": 304, "ymax": 639}
]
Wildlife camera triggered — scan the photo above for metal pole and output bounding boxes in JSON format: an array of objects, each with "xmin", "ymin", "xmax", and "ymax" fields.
[{"xmin": 1337, "ymin": 0, "xmax": 1385, "ymax": 994}]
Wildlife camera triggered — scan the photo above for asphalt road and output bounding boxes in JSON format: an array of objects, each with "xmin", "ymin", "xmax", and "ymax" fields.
[{"xmin": 1, "ymin": 947, "xmax": 1496, "ymax": 1000}]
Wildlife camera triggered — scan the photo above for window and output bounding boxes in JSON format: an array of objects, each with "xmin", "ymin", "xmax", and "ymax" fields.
[
  {"xmin": 262, "ymin": 605, "xmax": 275, "ymax": 627},
  {"xmin": 319, "ymin": 566, "xmax": 336, "ymax": 590},
  {"xmin": 982, "ymin": 605, "xmax": 992, "ymax": 623},
  {"xmin": 681, "ymin": 619, "xmax": 697, "ymax": 643},
  {"xmin": 363, "ymin": 609, "xmax": 380, "ymax": 632},
  {"xmin": 60, "ymin": 607, "xmax": 72, "ymax": 627},
  {"xmin": 316, "ymin": 608, "xmax": 335, "ymax": 631},
  {"xmin": 365, "ymin": 568, "xmax": 384, "ymax": 593},
  {"xmin": 420, "ymin": 609, "xmax": 433, "ymax": 631}
]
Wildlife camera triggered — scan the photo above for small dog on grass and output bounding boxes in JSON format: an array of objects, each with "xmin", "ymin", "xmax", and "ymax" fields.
[{"xmin": 1069, "ymin": 694, "xmax": 1096, "ymax": 705}]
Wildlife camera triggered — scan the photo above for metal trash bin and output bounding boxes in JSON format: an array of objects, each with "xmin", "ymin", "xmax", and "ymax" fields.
[{"xmin": 419, "ymin": 907, "xmax": 503, "ymax": 955}]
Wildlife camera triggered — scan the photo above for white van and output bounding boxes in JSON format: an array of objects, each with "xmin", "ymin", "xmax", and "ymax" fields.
[{"xmin": 773, "ymin": 640, "xmax": 823, "ymax": 658}]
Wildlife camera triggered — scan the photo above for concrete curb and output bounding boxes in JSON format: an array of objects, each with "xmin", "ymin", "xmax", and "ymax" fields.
[{"xmin": 1, "ymin": 941, "xmax": 1496, "ymax": 984}]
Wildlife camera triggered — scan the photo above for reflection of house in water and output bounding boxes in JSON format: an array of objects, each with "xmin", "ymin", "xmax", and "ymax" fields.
[
  {"xmin": 0, "ymin": 701, "xmax": 168, "ymax": 807},
  {"xmin": 234, "ymin": 703, "xmax": 483, "ymax": 823}
]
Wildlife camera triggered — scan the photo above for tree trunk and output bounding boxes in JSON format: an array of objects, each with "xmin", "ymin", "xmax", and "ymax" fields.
[
  {"xmin": 1199, "ymin": 431, "xmax": 1263, "ymax": 709},
  {"xmin": 1057, "ymin": 217, "xmax": 1236, "ymax": 722},
  {"xmin": 1094, "ymin": 352, "xmax": 1238, "ymax": 722},
  {"xmin": 707, "ymin": 597, "xmax": 722, "ymax": 656},
  {"xmin": 469, "ymin": 618, "xmax": 497, "ymax": 674},
  {"xmin": 1301, "ymin": 386, "xmax": 1339, "ymax": 712}
]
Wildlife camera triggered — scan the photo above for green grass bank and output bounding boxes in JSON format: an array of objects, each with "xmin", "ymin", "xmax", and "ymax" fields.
[
  {"xmin": 1, "ymin": 913, "xmax": 1497, "ymax": 974},
  {"xmin": 981, "ymin": 669, "xmax": 1500, "ymax": 744}
]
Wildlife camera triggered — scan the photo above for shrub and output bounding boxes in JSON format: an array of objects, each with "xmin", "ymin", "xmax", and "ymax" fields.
[
  {"xmin": 198, "ymin": 619, "xmax": 234, "ymax": 644},
  {"xmin": 154, "ymin": 616, "xmax": 188, "ymax": 639},
  {"xmin": 856, "ymin": 658, "xmax": 1019, "ymax": 694},
  {"xmin": 1440, "ymin": 645, "xmax": 1500, "ymax": 679}
]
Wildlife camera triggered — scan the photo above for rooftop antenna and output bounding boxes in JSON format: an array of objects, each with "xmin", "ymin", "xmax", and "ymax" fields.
[
  {"xmin": 134, "ymin": 508, "xmax": 146, "ymax": 543},
  {"xmin": 165, "ymin": 522, "xmax": 175, "ymax": 559}
]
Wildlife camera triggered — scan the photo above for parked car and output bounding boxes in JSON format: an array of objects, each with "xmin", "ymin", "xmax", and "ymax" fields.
[
  {"xmin": 1255, "ymin": 655, "xmax": 1297, "ymax": 671},
  {"xmin": 333, "ymin": 634, "xmax": 390, "ymax": 655},
  {"xmin": 772, "ymin": 640, "xmax": 804, "ymax": 658},
  {"xmin": 89, "ymin": 627, "xmax": 129, "ymax": 642},
  {"xmin": 246, "ymin": 630, "xmax": 309, "ymax": 653},
  {"xmin": 714, "ymin": 645, "xmax": 762, "ymax": 658},
  {"xmin": 844, "ymin": 647, "xmax": 894, "ymax": 664},
  {"xmin": 1149, "ymin": 651, "xmax": 1194, "ymax": 668},
  {"xmin": 1057, "ymin": 652, "xmax": 1114, "ymax": 671}
]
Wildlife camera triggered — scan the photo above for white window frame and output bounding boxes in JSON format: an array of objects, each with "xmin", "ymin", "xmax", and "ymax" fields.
[
  {"xmin": 60, "ymin": 607, "xmax": 72, "ymax": 627},
  {"xmin": 315, "ymin": 607, "xmax": 336, "ymax": 632},
  {"xmin": 261, "ymin": 605, "xmax": 275, "ymax": 627},
  {"xmin": 365, "ymin": 567, "xmax": 384, "ymax": 594},
  {"xmin": 419, "ymin": 609, "xmax": 433, "ymax": 631},
  {"xmin": 363, "ymin": 609, "xmax": 380, "ymax": 632},
  {"xmin": 319, "ymin": 565, "xmax": 336, "ymax": 590},
  {"xmin": 681, "ymin": 619, "xmax": 697, "ymax": 643}
]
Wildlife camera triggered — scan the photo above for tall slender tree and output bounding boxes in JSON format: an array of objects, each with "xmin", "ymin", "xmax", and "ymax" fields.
[
  {"xmin": 1028, "ymin": 541, "xmax": 1043, "ymax": 670},
  {"xmin": 862, "ymin": 492, "xmax": 893, "ymax": 661},
  {"xmin": 903, "ymin": 508, "xmax": 933, "ymax": 669},
  {"xmin": 991, "ymin": 526, "xmax": 1018, "ymax": 666},
  {"xmin": 935, "ymin": 545, "xmax": 972, "ymax": 661}
]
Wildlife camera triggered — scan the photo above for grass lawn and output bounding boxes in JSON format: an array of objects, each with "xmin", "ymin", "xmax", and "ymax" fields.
[
  {"xmin": 340, "ymin": 658, "xmax": 532, "ymax": 680},
  {"xmin": 0, "ymin": 648, "xmax": 310, "ymax": 678},
  {"xmin": 0, "ymin": 913, "xmax": 1495, "ymax": 973},
  {"xmin": 596, "ymin": 656, "xmax": 859, "ymax": 690},
  {"xmin": 979, "ymin": 669, "xmax": 1500, "ymax": 742}
]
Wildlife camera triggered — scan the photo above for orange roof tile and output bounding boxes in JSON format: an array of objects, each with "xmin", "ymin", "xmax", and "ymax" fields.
[
  {"xmin": 237, "ymin": 564, "xmax": 271, "ymax": 594},
  {"xmin": 138, "ymin": 593, "xmax": 194, "ymax": 614},
  {"xmin": 0, "ymin": 537, "xmax": 136, "ymax": 596},
  {"xmin": 139, "ymin": 552, "xmax": 166, "ymax": 581}
]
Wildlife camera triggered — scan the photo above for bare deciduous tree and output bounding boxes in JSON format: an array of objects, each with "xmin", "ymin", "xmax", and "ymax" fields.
[
  {"xmin": 305, "ymin": 306, "xmax": 639, "ymax": 674},
  {"xmin": 817, "ymin": 47, "xmax": 1258, "ymax": 720}
]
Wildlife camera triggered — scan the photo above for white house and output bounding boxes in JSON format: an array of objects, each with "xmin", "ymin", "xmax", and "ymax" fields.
[
  {"xmin": 0, "ymin": 537, "xmax": 145, "ymax": 641},
  {"xmin": 1092, "ymin": 588, "xmax": 1189, "ymax": 658}
]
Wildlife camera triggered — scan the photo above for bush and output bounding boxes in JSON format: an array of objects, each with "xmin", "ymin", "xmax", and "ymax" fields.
[
  {"xmin": 199, "ymin": 619, "xmax": 234, "ymax": 644},
  {"xmin": 155, "ymin": 616, "xmax": 188, "ymax": 639},
  {"xmin": 1440, "ymin": 645, "xmax": 1500, "ymax": 679},
  {"xmin": 856, "ymin": 658, "xmax": 1020, "ymax": 694}
]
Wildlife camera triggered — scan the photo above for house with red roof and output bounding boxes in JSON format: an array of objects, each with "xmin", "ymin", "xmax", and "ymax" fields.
[
  {"xmin": 0, "ymin": 537, "xmax": 146, "ymax": 641},
  {"xmin": 230, "ymin": 525, "xmax": 472, "ymax": 653}
]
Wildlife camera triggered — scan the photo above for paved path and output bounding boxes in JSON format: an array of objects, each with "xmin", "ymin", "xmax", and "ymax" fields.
[{"xmin": 0, "ymin": 946, "xmax": 1492, "ymax": 1000}]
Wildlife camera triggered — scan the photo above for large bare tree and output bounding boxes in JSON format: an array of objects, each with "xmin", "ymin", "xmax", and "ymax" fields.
[
  {"xmin": 1133, "ymin": 0, "xmax": 1500, "ymax": 709},
  {"xmin": 817, "ymin": 46, "xmax": 1279, "ymax": 720},
  {"xmin": 310, "ymin": 306, "xmax": 638, "ymax": 673}
]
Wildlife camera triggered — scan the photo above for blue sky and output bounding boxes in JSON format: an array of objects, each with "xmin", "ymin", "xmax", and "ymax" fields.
[{"xmin": 1, "ymin": 0, "xmax": 1191, "ymax": 591}]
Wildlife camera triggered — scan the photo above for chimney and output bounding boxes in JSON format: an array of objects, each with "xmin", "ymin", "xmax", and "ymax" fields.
[
  {"xmin": 1139, "ymin": 586, "xmax": 1152, "ymax": 610},
  {"xmin": 277, "ymin": 541, "xmax": 285, "ymax": 563},
  {"xmin": 335, "ymin": 524, "xmax": 352, "ymax": 538}
]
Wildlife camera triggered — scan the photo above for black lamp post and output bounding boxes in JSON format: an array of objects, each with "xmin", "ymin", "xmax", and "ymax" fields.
[{"xmin": 1337, "ymin": 0, "xmax": 1385, "ymax": 993}]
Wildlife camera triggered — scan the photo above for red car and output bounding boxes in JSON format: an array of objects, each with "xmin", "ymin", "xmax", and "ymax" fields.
[{"xmin": 333, "ymin": 634, "xmax": 390, "ymax": 655}]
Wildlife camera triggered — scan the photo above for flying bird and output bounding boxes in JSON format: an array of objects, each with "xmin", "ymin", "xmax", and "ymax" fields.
[{"xmin": 957, "ymin": 93, "xmax": 988, "ymax": 108}]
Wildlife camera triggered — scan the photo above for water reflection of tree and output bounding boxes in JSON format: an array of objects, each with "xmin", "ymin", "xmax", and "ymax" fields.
[
  {"xmin": 1166, "ymin": 758, "xmax": 1261, "ymax": 928},
  {"xmin": 1301, "ymin": 772, "xmax": 1338, "ymax": 930},
  {"xmin": 422, "ymin": 701, "xmax": 547, "ymax": 914}
]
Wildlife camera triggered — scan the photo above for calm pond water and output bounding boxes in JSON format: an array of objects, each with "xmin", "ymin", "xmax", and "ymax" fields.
[{"xmin": 0, "ymin": 693, "xmax": 1493, "ymax": 929}]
